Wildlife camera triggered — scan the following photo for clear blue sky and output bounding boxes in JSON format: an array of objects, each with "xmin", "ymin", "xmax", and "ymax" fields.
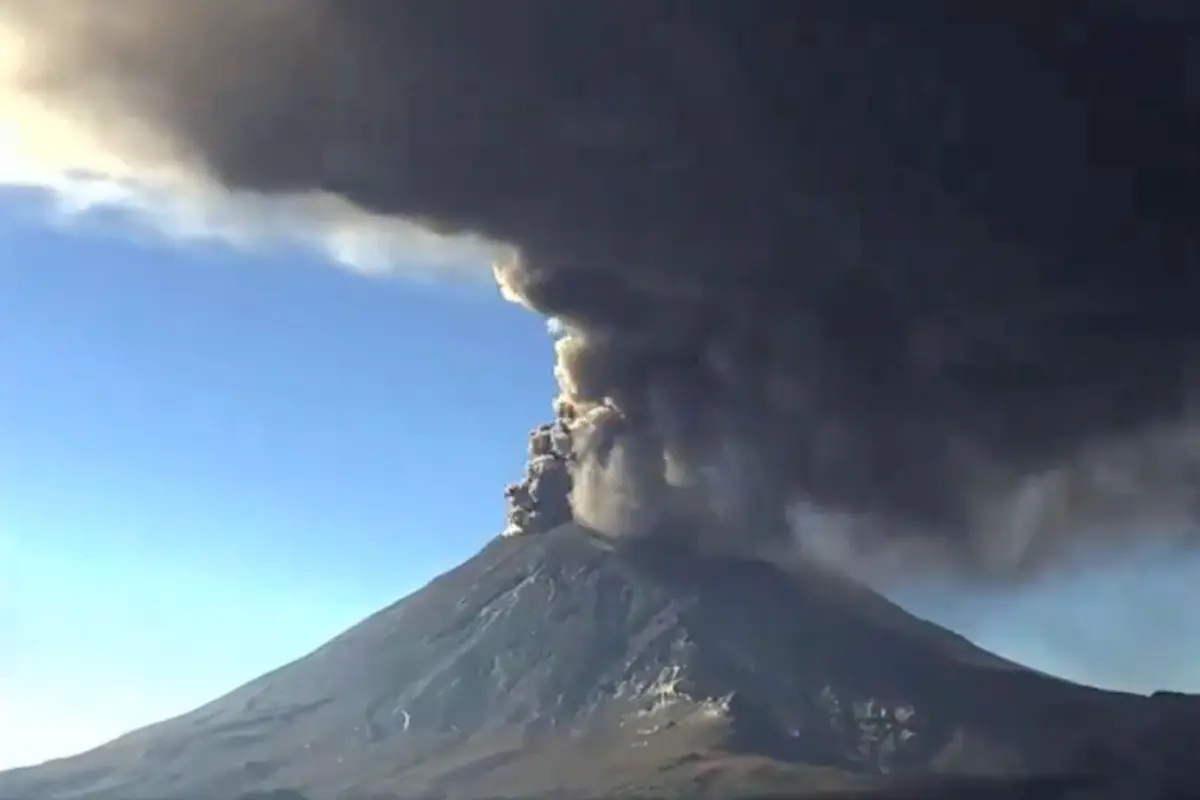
[{"xmin": 1, "ymin": 193, "xmax": 1196, "ymax": 769}]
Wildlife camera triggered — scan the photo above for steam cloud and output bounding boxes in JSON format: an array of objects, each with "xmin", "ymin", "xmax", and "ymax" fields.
[{"xmin": 2, "ymin": 2, "xmax": 1197, "ymax": 580}]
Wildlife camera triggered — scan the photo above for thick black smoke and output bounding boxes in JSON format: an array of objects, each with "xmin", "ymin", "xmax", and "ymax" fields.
[
  {"xmin": 5, "ymin": 2, "xmax": 1197, "ymax": 579},
  {"xmin": 503, "ymin": 414, "xmax": 574, "ymax": 537}
]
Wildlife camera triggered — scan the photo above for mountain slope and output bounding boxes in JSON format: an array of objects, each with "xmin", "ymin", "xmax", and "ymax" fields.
[{"xmin": 0, "ymin": 525, "xmax": 1181, "ymax": 799}]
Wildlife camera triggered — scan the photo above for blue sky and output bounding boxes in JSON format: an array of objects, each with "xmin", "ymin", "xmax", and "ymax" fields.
[
  {"xmin": 1, "ymin": 193, "xmax": 1197, "ymax": 770},
  {"xmin": 0, "ymin": 200, "xmax": 556, "ymax": 767}
]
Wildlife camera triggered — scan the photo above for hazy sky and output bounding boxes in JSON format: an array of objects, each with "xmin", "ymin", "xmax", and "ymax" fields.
[{"xmin": 1, "ymin": 190, "xmax": 1197, "ymax": 770}]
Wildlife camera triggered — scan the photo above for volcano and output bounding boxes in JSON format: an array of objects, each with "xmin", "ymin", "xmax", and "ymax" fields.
[{"xmin": 1, "ymin": 525, "xmax": 1196, "ymax": 800}]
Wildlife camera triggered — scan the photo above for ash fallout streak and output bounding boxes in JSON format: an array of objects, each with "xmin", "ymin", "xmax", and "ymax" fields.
[{"xmin": 5, "ymin": 2, "xmax": 1197, "ymax": 580}]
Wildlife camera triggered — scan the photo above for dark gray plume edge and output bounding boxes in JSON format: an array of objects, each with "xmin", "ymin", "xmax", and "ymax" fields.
[{"xmin": 6, "ymin": 1, "xmax": 1198, "ymax": 574}]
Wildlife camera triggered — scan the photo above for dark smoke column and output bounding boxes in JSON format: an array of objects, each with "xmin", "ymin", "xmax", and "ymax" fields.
[
  {"xmin": 502, "ymin": 414, "xmax": 575, "ymax": 537},
  {"xmin": 9, "ymin": 3, "xmax": 1196, "ymax": 572}
]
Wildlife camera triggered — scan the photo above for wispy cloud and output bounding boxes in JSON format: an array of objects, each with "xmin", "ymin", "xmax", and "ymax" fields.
[{"xmin": 0, "ymin": 8, "xmax": 501, "ymax": 278}]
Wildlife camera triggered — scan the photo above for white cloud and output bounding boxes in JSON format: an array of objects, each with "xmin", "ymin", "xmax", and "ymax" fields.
[{"xmin": 0, "ymin": 11, "xmax": 502, "ymax": 279}]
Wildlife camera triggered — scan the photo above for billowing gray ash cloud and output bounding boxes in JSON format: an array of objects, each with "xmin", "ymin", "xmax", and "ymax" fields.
[{"xmin": 6, "ymin": 2, "xmax": 1197, "ymax": 579}]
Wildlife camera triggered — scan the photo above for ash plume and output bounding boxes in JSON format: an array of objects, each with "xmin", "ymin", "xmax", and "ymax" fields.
[
  {"xmin": 3, "ymin": 2, "xmax": 1197, "ymax": 580},
  {"xmin": 503, "ymin": 415, "xmax": 574, "ymax": 538}
]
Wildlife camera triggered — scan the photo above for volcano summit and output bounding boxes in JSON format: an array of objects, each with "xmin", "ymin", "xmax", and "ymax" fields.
[{"xmin": 1, "ymin": 524, "xmax": 1196, "ymax": 800}]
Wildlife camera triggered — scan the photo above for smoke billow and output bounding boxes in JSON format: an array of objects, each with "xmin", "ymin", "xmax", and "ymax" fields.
[{"xmin": 2, "ymin": 2, "xmax": 1197, "ymax": 580}]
